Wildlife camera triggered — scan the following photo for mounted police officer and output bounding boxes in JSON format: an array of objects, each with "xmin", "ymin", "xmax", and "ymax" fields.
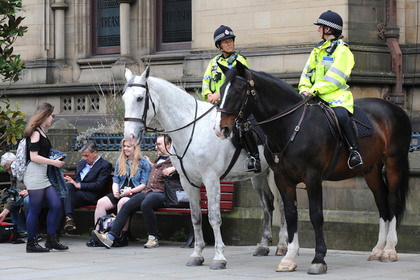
[
  {"xmin": 299, "ymin": 11, "xmax": 363, "ymax": 169},
  {"xmin": 202, "ymin": 25, "xmax": 261, "ymax": 173}
]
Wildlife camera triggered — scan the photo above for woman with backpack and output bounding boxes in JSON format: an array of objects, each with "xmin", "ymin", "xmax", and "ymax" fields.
[{"xmin": 23, "ymin": 102, "xmax": 69, "ymax": 253}]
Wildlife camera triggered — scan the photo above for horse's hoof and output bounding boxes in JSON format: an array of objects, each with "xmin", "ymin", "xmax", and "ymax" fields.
[
  {"xmin": 210, "ymin": 260, "xmax": 227, "ymax": 270},
  {"xmin": 253, "ymin": 246, "xmax": 270, "ymax": 256},
  {"xmin": 380, "ymin": 250, "xmax": 398, "ymax": 262},
  {"xmin": 275, "ymin": 260, "xmax": 297, "ymax": 272},
  {"xmin": 186, "ymin": 257, "xmax": 204, "ymax": 266},
  {"xmin": 307, "ymin": 263, "xmax": 327, "ymax": 275},
  {"xmin": 367, "ymin": 253, "xmax": 381, "ymax": 261},
  {"xmin": 275, "ymin": 246, "xmax": 288, "ymax": 256}
]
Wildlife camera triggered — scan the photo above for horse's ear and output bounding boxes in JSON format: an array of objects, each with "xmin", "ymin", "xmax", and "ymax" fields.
[
  {"xmin": 218, "ymin": 63, "xmax": 230, "ymax": 75},
  {"xmin": 145, "ymin": 65, "xmax": 150, "ymax": 79},
  {"xmin": 236, "ymin": 61, "xmax": 248, "ymax": 78},
  {"xmin": 140, "ymin": 65, "xmax": 151, "ymax": 81},
  {"xmin": 125, "ymin": 68, "xmax": 133, "ymax": 81}
]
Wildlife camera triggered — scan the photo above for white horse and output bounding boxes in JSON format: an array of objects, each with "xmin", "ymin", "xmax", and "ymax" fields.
[{"xmin": 123, "ymin": 67, "xmax": 287, "ymax": 269}]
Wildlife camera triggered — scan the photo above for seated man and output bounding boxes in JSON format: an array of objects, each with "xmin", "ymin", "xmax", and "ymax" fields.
[{"xmin": 59, "ymin": 141, "xmax": 113, "ymax": 232}]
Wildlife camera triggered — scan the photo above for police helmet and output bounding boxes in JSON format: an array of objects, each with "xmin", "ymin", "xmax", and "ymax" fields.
[
  {"xmin": 314, "ymin": 10, "xmax": 343, "ymax": 34},
  {"xmin": 214, "ymin": 25, "xmax": 236, "ymax": 48}
]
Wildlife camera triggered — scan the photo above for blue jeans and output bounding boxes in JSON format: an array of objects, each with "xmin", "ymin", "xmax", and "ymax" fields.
[{"xmin": 10, "ymin": 206, "xmax": 26, "ymax": 233}]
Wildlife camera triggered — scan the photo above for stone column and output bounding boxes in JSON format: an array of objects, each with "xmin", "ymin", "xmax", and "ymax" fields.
[
  {"xmin": 113, "ymin": 0, "xmax": 137, "ymax": 80},
  {"xmin": 117, "ymin": 0, "xmax": 137, "ymax": 58},
  {"xmin": 51, "ymin": 1, "xmax": 69, "ymax": 61}
]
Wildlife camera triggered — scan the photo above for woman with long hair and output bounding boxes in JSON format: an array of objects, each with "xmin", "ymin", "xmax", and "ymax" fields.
[
  {"xmin": 89, "ymin": 138, "xmax": 151, "ymax": 247},
  {"xmin": 23, "ymin": 102, "xmax": 68, "ymax": 252}
]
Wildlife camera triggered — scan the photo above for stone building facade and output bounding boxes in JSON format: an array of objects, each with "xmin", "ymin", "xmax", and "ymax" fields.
[{"xmin": 1, "ymin": 0, "xmax": 419, "ymax": 130}]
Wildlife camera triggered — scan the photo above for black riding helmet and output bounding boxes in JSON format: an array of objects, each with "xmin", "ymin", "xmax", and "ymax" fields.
[
  {"xmin": 314, "ymin": 10, "xmax": 343, "ymax": 35},
  {"xmin": 214, "ymin": 25, "xmax": 236, "ymax": 48}
]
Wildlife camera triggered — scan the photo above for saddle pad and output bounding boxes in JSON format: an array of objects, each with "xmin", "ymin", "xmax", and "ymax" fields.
[
  {"xmin": 352, "ymin": 106, "xmax": 374, "ymax": 138},
  {"xmin": 324, "ymin": 105, "xmax": 374, "ymax": 140}
]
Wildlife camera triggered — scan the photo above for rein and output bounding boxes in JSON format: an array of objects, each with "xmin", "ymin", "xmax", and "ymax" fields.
[{"xmin": 124, "ymin": 80, "xmax": 229, "ymax": 188}]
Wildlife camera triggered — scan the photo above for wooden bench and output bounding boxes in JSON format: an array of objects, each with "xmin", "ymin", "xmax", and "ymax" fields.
[{"xmin": 64, "ymin": 173, "xmax": 235, "ymax": 247}]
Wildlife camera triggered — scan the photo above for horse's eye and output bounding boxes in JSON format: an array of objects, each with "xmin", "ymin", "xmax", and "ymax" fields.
[{"xmin": 137, "ymin": 96, "xmax": 143, "ymax": 102}]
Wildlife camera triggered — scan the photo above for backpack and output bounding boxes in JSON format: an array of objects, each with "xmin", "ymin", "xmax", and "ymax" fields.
[
  {"xmin": 11, "ymin": 138, "xmax": 28, "ymax": 182},
  {"xmin": 95, "ymin": 214, "xmax": 116, "ymax": 233},
  {"xmin": 90, "ymin": 214, "xmax": 116, "ymax": 247}
]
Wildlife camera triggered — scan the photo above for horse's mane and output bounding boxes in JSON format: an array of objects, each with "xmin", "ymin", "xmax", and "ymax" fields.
[
  {"xmin": 250, "ymin": 69, "xmax": 301, "ymax": 98},
  {"xmin": 224, "ymin": 66, "xmax": 300, "ymax": 99}
]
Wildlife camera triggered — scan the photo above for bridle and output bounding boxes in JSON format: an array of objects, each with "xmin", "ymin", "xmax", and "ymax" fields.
[
  {"xmin": 123, "ymin": 79, "xmax": 216, "ymax": 188},
  {"xmin": 123, "ymin": 82, "xmax": 160, "ymax": 133},
  {"xmin": 217, "ymin": 70, "xmax": 257, "ymax": 130}
]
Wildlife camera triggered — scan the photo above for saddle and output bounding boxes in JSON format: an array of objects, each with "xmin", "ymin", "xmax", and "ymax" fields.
[
  {"xmin": 313, "ymin": 97, "xmax": 374, "ymax": 140},
  {"xmin": 310, "ymin": 97, "xmax": 374, "ymax": 180}
]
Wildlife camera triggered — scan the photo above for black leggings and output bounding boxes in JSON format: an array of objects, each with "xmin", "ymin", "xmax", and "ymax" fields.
[
  {"xmin": 27, "ymin": 186, "xmax": 60, "ymax": 238},
  {"xmin": 109, "ymin": 191, "xmax": 165, "ymax": 237}
]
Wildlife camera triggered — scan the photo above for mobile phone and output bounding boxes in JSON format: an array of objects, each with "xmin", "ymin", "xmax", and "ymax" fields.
[{"xmin": 59, "ymin": 156, "xmax": 66, "ymax": 161}]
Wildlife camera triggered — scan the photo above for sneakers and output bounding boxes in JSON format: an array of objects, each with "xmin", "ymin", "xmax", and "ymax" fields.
[
  {"xmin": 144, "ymin": 235, "xmax": 159, "ymax": 248},
  {"xmin": 64, "ymin": 216, "xmax": 76, "ymax": 231},
  {"xmin": 92, "ymin": 230, "xmax": 113, "ymax": 249}
]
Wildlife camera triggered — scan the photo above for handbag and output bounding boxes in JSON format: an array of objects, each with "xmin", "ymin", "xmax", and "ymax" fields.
[{"xmin": 164, "ymin": 173, "xmax": 189, "ymax": 208}]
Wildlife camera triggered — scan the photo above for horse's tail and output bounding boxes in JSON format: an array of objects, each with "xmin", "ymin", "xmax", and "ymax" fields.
[{"xmin": 395, "ymin": 157, "xmax": 410, "ymax": 228}]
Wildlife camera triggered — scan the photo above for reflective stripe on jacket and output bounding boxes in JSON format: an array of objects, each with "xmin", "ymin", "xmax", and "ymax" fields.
[
  {"xmin": 298, "ymin": 39, "xmax": 355, "ymax": 113},
  {"xmin": 202, "ymin": 53, "xmax": 249, "ymax": 101}
]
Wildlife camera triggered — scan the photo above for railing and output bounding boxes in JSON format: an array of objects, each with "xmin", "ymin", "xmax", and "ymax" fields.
[
  {"xmin": 72, "ymin": 133, "xmax": 160, "ymax": 151},
  {"xmin": 410, "ymin": 132, "xmax": 420, "ymax": 152},
  {"xmin": 5, "ymin": 133, "xmax": 420, "ymax": 152}
]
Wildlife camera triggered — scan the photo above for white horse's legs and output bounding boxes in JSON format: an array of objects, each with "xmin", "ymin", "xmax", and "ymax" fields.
[
  {"xmin": 208, "ymin": 210, "xmax": 227, "ymax": 269},
  {"xmin": 276, "ymin": 196, "xmax": 288, "ymax": 256},
  {"xmin": 185, "ymin": 186, "xmax": 206, "ymax": 267},
  {"xmin": 202, "ymin": 180, "xmax": 226, "ymax": 269},
  {"xmin": 276, "ymin": 232, "xmax": 299, "ymax": 272},
  {"xmin": 369, "ymin": 218, "xmax": 398, "ymax": 262},
  {"xmin": 250, "ymin": 173, "xmax": 274, "ymax": 256}
]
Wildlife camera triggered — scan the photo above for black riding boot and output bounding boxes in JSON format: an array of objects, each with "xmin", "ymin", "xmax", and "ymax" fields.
[
  {"xmin": 113, "ymin": 231, "xmax": 128, "ymax": 247},
  {"xmin": 45, "ymin": 233, "xmax": 69, "ymax": 250},
  {"xmin": 27, "ymin": 237, "xmax": 50, "ymax": 253},
  {"xmin": 342, "ymin": 119, "xmax": 364, "ymax": 169},
  {"xmin": 242, "ymin": 130, "xmax": 261, "ymax": 173}
]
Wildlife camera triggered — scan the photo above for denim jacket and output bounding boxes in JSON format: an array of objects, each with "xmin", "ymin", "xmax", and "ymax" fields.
[
  {"xmin": 48, "ymin": 149, "xmax": 68, "ymax": 198},
  {"xmin": 113, "ymin": 157, "xmax": 151, "ymax": 191}
]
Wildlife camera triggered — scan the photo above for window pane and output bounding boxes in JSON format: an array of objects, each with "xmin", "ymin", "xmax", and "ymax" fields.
[
  {"xmin": 97, "ymin": 0, "xmax": 120, "ymax": 48},
  {"xmin": 162, "ymin": 0, "xmax": 192, "ymax": 43}
]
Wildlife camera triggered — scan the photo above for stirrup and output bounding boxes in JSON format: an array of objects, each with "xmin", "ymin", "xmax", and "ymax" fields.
[
  {"xmin": 347, "ymin": 150, "xmax": 364, "ymax": 170},
  {"xmin": 244, "ymin": 156, "xmax": 260, "ymax": 172}
]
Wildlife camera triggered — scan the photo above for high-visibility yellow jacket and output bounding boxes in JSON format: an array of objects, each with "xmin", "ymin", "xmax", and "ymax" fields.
[
  {"xmin": 298, "ymin": 39, "xmax": 355, "ymax": 113},
  {"xmin": 202, "ymin": 52, "xmax": 249, "ymax": 101}
]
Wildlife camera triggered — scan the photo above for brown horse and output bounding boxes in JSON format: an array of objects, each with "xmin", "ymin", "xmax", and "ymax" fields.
[{"xmin": 214, "ymin": 62, "xmax": 411, "ymax": 274}]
